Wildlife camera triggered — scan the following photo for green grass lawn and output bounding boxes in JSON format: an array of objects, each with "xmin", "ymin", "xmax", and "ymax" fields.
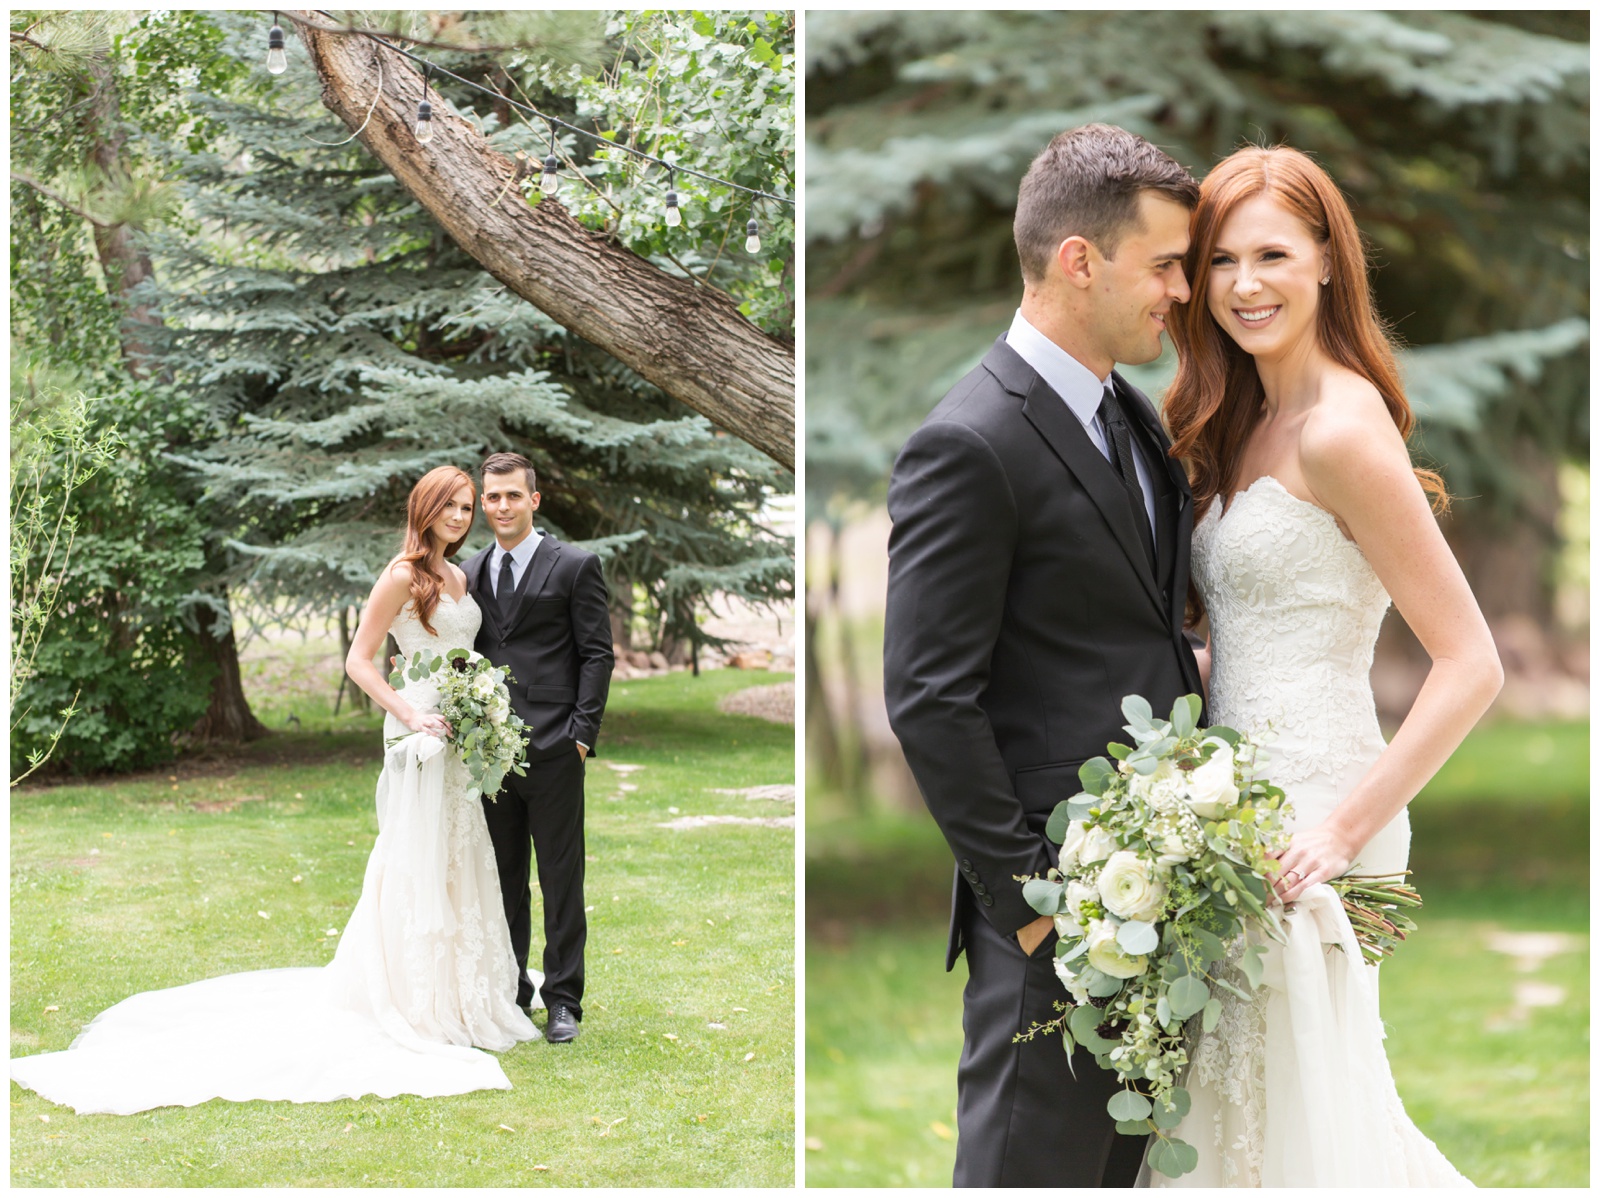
[
  {"xmin": 805, "ymin": 719, "xmax": 1590, "ymax": 1187},
  {"xmin": 12, "ymin": 669, "xmax": 795, "ymax": 1187}
]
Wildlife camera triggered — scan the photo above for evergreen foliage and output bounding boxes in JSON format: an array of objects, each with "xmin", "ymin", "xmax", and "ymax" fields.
[
  {"xmin": 11, "ymin": 10, "xmax": 794, "ymax": 774},
  {"xmin": 805, "ymin": 11, "xmax": 1589, "ymax": 523},
  {"xmin": 144, "ymin": 11, "xmax": 792, "ymax": 654}
]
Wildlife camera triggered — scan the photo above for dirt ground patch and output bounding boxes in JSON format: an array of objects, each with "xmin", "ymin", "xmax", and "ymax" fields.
[{"xmin": 716, "ymin": 682, "xmax": 794, "ymax": 724}]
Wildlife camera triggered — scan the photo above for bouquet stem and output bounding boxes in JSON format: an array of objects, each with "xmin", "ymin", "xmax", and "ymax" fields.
[{"xmin": 1329, "ymin": 873, "xmax": 1421, "ymax": 964}]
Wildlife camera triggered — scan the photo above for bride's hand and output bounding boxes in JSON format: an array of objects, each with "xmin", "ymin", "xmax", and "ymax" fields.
[
  {"xmin": 405, "ymin": 709, "xmax": 452, "ymax": 739},
  {"xmin": 1268, "ymin": 824, "xmax": 1357, "ymax": 906}
]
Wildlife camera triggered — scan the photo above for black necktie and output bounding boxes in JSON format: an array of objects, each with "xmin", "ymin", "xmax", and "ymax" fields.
[
  {"xmin": 1097, "ymin": 384, "xmax": 1157, "ymax": 573},
  {"xmin": 497, "ymin": 551, "xmax": 517, "ymax": 618}
]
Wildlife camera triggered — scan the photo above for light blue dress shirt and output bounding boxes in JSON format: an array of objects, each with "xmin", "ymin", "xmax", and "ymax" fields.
[{"xmin": 1005, "ymin": 309, "xmax": 1158, "ymax": 544}]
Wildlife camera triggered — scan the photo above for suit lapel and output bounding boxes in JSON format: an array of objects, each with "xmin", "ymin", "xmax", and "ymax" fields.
[
  {"xmin": 1018, "ymin": 372, "xmax": 1167, "ymax": 618},
  {"xmin": 502, "ymin": 534, "xmax": 561, "ymax": 639}
]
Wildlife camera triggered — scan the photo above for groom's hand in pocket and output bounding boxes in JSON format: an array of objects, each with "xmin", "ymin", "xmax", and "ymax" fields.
[{"xmin": 1017, "ymin": 914, "xmax": 1055, "ymax": 957}]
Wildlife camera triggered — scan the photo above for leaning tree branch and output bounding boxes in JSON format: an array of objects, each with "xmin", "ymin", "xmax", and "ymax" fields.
[
  {"xmin": 10, "ymin": 170, "xmax": 114, "ymax": 228},
  {"xmin": 297, "ymin": 14, "xmax": 794, "ymax": 471}
]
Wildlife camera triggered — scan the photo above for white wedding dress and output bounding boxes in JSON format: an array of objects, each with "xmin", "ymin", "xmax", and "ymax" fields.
[
  {"xmin": 10, "ymin": 593, "xmax": 538, "ymax": 1115},
  {"xmin": 1147, "ymin": 476, "xmax": 1471, "ymax": 1187}
]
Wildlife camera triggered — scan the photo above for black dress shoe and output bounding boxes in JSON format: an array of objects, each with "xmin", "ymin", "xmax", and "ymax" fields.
[{"xmin": 546, "ymin": 1004, "xmax": 580, "ymax": 1043}]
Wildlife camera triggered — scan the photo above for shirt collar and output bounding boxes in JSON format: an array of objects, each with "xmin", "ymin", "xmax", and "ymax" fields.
[
  {"xmin": 1005, "ymin": 309, "xmax": 1112, "ymax": 430},
  {"xmin": 495, "ymin": 529, "xmax": 542, "ymax": 568}
]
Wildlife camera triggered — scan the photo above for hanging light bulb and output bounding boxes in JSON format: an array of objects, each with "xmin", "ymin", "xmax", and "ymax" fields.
[
  {"xmin": 540, "ymin": 154, "xmax": 560, "ymax": 194},
  {"xmin": 745, "ymin": 218, "xmax": 761, "ymax": 255},
  {"xmin": 415, "ymin": 67, "xmax": 435, "ymax": 145},
  {"xmin": 265, "ymin": 15, "xmax": 288, "ymax": 75},
  {"xmin": 664, "ymin": 172, "xmax": 681, "ymax": 228}
]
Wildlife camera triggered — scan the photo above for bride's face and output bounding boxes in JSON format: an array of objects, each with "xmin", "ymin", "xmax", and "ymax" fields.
[
  {"xmin": 1205, "ymin": 193, "xmax": 1330, "ymax": 363},
  {"xmin": 430, "ymin": 484, "xmax": 475, "ymax": 548}
]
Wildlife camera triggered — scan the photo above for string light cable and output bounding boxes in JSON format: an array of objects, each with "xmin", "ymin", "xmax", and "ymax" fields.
[{"xmin": 264, "ymin": 10, "xmax": 792, "ymax": 252}]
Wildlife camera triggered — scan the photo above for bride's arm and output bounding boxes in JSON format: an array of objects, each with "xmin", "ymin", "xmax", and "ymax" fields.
[
  {"xmin": 1271, "ymin": 384, "xmax": 1502, "ymax": 904},
  {"xmin": 344, "ymin": 561, "xmax": 452, "ymax": 738}
]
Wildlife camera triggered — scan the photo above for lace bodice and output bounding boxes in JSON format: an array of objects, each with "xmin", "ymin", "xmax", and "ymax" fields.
[
  {"xmin": 386, "ymin": 593, "xmax": 482, "ymax": 740},
  {"xmin": 1191, "ymin": 476, "xmax": 1390, "ymax": 805}
]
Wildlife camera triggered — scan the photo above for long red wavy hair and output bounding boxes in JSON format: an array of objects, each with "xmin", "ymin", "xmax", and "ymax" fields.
[
  {"xmin": 1164, "ymin": 146, "xmax": 1448, "ymax": 540},
  {"xmin": 394, "ymin": 466, "xmax": 474, "ymax": 635}
]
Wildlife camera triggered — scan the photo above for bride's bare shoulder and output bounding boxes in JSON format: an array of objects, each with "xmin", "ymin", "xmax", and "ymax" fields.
[{"xmin": 1300, "ymin": 371, "xmax": 1406, "ymax": 471}]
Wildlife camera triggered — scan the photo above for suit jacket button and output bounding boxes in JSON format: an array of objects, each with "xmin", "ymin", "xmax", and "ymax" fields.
[
  {"xmin": 960, "ymin": 859, "xmax": 974, "ymax": 873},
  {"xmin": 973, "ymin": 883, "xmax": 988, "ymax": 896},
  {"xmin": 981, "ymin": 894, "xmax": 995, "ymax": 907}
]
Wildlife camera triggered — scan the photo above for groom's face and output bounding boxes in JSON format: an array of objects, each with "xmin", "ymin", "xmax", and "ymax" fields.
[
  {"xmin": 1086, "ymin": 191, "xmax": 1193, "ymax": 367},
  {"xmin": 482, "ymin": 470, "xmax": 540, "ymax": 546}
]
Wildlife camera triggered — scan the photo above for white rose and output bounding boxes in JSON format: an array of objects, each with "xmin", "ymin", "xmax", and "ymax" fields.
[
  {"xmin": 1080, "ymin": 825, "xmax": 1117, "ymax": 867},
  {"xmin": 1086, "ymin": 918, "xmax": 1149, "ymax": 979},
  {"xmin": 1186, "ymin": 740, "xmax": 1239, "ymax": 818},
  {"xmin": 473, "ymin": 674, "xmax": 496, "ymax": 701},
  {"xmin": 1065, "ymin": 880, "xmax": 1099, "ymax": 920},
  {"xmin": 1058, "ymin": 820, "xmax": 1089, "ymax": 872},
  {"xmin": 489, "ymin": 692, "xmax": 511, "ymax": 722},
  {"xmin": 1096, "ymin": 851, "xmax": 1169, "ymax": 923}
]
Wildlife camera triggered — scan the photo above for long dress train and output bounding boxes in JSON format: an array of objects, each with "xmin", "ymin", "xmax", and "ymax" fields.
[
  {"xmin": 1148, "ymin": 477, "xmax": 1470, "ymax": 1187},
  {"xmin": 9, "ymin": 593, "xmax": 537, "ymax": 1115}
]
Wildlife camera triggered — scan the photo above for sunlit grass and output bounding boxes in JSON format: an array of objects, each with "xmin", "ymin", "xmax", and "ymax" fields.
[{"xmin": 12, "ymin": 670, "xmax": 795, "ymax": 1187}]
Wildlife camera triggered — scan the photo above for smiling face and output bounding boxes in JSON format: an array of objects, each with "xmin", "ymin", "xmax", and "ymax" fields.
[
  {"xmin": 1206, "ymin": 192, "xmax": 1330, "ymax": 363},
  {"xmin": 481, "ymin": 470, "xmax": 539, "ymax": 548},
  {"xmin": 1083, "ymin": 190, "xmax": 1193, "ymax": 370},
  {"xmin": 429, "ymin": 483, "xmax": 475, "ymax": 549}
]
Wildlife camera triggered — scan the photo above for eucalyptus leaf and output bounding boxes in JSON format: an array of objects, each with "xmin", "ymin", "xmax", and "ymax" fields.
[
  {"xmin": 1046, "ymin": 802, "xmax": 1074, "ymax": 844},
  {"xmin": 1116, "ymin": 1118, "xmax": 1152, "ymax": 1135},
  {"xmin": 1107, "ymin": 1089, "xmax": 1153, "ymax": 1122},
  {"xmin": 1078, "ymin": 757, "xmax": 1115, "ymax": 796},
  {"xmin": 1086, "ymin": 970, "xmax": 1125, "ymax": 998},
  {"xmin": 1172, "ymin": 694, "xmax": 1201, "ymax": 737},
  {"xmin": 1121, "ymin": 693, "xmax": 1154, "ymax": 729},
  {"xmin": 1147, "ymin": 1138, "xmax": 1178, "ymax": 1178},
  {"xmin": 1117, "ymin": 920, "xmax": 1159, "ymax": 955},
  {"xmin": 1168, "ymin": 974, "xmax": 1210, "ymax": 1020},
  {"xmin": 1202, "ymin": 997, "xmax": 1223, "ymax": 1032},
  {"xmin": 1239, "ymin": 943, "xmax": 1268, "ymax": 990},
  {"xmin": 1023, "ymin": 878, "xmax": 1065, "ymax": 916},
  {"xmin": 1057, "ymin": 936, "xmax": 1088, "ymax": 962},
  {"xmin": 1066, "ymin": 795, "xmax": 1096, "ymax": 822},
  {"xmin": 1068, "ymin": 1002, "xmax": 1105, "ymax": 1044}
]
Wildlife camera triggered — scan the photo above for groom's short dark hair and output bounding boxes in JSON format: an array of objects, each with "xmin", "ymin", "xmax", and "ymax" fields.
[
  {"xmin": 481, "ymin": 451, "xmax": 537, "ymax": 494},
  {"xmin": 1014, "ymin": 124, "xmax": 1198, "ymax": 284}
]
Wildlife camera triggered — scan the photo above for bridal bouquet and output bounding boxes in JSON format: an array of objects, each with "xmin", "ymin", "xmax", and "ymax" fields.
[
  {"xmin": 389, "ymin": 648, "xmax": 529, "ymax": 799},
  {"xmin": 1018, "ymin": 694, "xmax": 1289, "ymax": 1179}
]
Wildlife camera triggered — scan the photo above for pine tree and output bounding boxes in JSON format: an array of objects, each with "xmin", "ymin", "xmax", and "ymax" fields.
[{"xmin": 144, "ymin": 12, "xmax": 792, "ymax": 667}]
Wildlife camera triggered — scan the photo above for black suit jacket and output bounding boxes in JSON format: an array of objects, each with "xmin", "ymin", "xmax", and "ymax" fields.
[
  {"xmin": 883, "ymin": 337, "xmax": 1204, "ymax": 970},
  {"xmin": 464, "ymin": 534, "xmax": 614, "ymax": 763}
]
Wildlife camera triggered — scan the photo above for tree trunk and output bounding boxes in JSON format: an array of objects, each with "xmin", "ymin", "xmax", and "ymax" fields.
[
  {"xmin": 190, "ymin": 615, "xmax": 268, "ymax": 743},
  {"xmin": 83, "ymin": 58, "xmax": 160, "ymax": 376},
  {"xmin": 298, "ymin": 18, "xmax": 795, "ymax": 471},
  {"xmin": 79, "ymin": 53, "xmax": 263, "ymax": 744}
]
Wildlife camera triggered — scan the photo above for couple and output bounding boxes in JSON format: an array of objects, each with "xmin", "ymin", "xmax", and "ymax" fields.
[
  {"xmin": 11, "ymin": 452, "xmax": 614, "ymax": 1114},
  {"xmin": 883, "ymin": 125, "xmax": 1501, "ymax": 1186}
]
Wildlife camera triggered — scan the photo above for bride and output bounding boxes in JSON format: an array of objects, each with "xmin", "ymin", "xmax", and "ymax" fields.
[
  {"xmin": 10, "ymin": 466, "xmax": 537, "ymax": 1115},
  {"xmin": 1149, "ymin": 146, "xmax": 1502, "ymax": 1186}
]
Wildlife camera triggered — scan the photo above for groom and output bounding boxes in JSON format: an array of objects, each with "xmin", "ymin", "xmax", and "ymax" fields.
[
  {"xmin": 465, "ymin": 451, "xmax": 613, "ymax": 1044},
  {"xmin": 883, "ymin": 125, "xmax": 1206, "ymax": 1185}
]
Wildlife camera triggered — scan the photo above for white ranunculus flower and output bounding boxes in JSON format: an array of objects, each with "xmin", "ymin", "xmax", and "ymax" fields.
[
  {"xmin": 1080, "ymin": 825, "xmax": 1117, "ymax": 867},
  {"xmin": 1065, "ymin": 880, "xmax": 1099, "ymax": 920},
  {"xmin": 472, "ymin": 673, "xmax": 496, "ymax": 701},
  {"xmin": 1053, "ymin": 956, "xmax": 1091, "ymax": 1005},
  {"xmin": 489, "ymin": 692, "xmax": 511, "ymax": 722},
  {"xmin": 1186, "ymin": 740, "xmax": 1239, "ymax": 817},
  {"xmin": 1097, "ymin": 851, "xmax": 1169, "ymax": 923},
  {"xmin": 1130, "ymin": 760, "xmax": 1186, "ymax": 813},
  {"xmin": 1053, "ymin": 912, "xmax": 1079, "ymax": 939},
  {"xmin": 1086, "ymin": 918, "xmax": 1149, "ymax": 979},
  {"xmin": 1058, "ymin": 820, "xmax": 1089, "ymax": 871}
]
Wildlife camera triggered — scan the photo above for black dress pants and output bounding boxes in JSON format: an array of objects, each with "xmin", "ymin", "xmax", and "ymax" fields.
[
  {"xmin": 482, "ymin": 747, "xmax": 586, "ymax": 1019},
  {"xmin": 953, "ymin": 905, "xmax": 1149, "ymax": 1187}
]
